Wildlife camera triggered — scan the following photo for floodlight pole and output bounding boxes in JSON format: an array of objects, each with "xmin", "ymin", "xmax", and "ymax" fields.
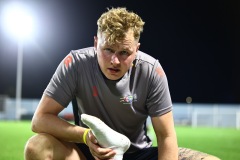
[{"xmin": 16, "ymin": 39, "xmax": 23, "ymax": 120}]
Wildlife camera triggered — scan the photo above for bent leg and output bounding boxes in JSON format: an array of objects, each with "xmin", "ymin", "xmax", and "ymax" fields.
[
  {"xmin": 178, "ymin": 147, "xmax": 221, "ymax": 160},
  {"xmin": 24, "ymin": 133, "xmax": 86, "ymax": 160}
]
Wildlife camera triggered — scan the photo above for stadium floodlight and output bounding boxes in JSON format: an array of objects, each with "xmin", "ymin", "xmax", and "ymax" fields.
[
  {"xmin": 2, "ymin": 2, "xmax": 35, "ymax": 120},
  {"xmin": 2, "ymin": 3, "xmax": 34, "ymax": 40}
]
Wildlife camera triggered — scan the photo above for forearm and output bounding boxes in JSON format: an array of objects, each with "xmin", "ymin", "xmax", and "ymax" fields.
[
  {"xmin": 157, "ymin": 135, "xmax": 178, "ymax": 160},
  {"xmin": 31, "ymin": 112, "xmax": 86, "ymax": 143}
]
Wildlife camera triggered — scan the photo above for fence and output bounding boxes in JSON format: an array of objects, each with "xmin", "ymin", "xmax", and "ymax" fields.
[
  {"xmin": 0, "ymin": 97, "xmax": 240, "ymax": 129},
  {"xmin": 171, "ymin": 103, "xmax": 239, "ymax": 129},
  {"xmin": 191, "ymin": 110, "xmax": 240, "ymax": 129}
]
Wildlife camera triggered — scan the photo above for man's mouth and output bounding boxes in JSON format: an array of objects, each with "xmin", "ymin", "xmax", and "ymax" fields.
[{"xmin": 108, "ymin": 68, "xmax": 120, "ymax": 74}]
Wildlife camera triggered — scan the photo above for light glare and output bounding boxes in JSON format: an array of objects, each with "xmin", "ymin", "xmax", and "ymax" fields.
[{"xmin": 2, "ymin": 2, "xmax": 34, "ymax": 40}]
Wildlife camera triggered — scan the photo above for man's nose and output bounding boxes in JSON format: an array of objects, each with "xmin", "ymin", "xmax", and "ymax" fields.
[{"xmin": 111, "ymin": 53, "xmax": 120, "ymax": 65}]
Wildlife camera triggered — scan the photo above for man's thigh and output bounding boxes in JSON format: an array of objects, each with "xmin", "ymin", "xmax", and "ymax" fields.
[
  {"xmin": 123, "ymin": 147, "xmax": 217, "ymax": 160},
  {"xmin": 123, "ymin": 147, "xmax": 158, "ymax": 160},
  {"xmin": 76, "ymin": 145, "xmax": 158, "ymax": 160},
  {"xmin": 24, "ymin": 134, "xmax": 86, "ymax": 160},
  {"xmin": 75, "ymin": 145, "xmax": 220, "ymax": 160}
]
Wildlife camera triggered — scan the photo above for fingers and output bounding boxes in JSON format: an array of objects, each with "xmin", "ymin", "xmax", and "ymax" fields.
[
  {"xmin": 91, "ymin": 146, "xmax": 116, "ymax": 160},
  {"xmin": 87, "ymin": 131, "xmax": 116, "ymax": 159}
]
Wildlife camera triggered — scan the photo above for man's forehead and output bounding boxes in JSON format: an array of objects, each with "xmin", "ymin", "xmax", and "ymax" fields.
[{"xmin": 102, "ymin": 41, "xmax": 136, "ymax": 51}]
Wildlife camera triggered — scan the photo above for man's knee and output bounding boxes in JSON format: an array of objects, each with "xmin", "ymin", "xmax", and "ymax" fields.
[
  {"xmin": 24, "ymin": 134, "xmax": 55, "ymax": 160},
  {"xmin": 178, "ymin": 147, "xmax": 221, "ymax": 160},
  {"xmin": 24, "ymin": 133, "xmax": 85, "ymax": 160}
]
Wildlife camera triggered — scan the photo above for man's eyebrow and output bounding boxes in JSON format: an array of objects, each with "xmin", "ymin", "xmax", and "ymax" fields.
[
  {"xmin": 122, "ymin": 47, "xmax": 134, "ymax": 52},
  {"xmin": 103, "ymin": 43, "xmax": 114, "ymax": 48}
]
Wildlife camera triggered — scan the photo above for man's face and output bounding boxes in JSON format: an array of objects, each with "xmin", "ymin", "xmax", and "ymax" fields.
[{"xmin": 94, "ymin": 30, "xmax": 140, "ymax": 80}]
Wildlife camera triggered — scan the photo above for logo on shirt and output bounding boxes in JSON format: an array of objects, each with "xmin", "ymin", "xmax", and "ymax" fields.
[
  {"xmin": 92, "ymin": 86, "xmax": 98, "ymax": 97},
  {"xmin": 155, "ymin": 66, "xmax": 165, "ymax": 77},
  {"xmin": 64, "ymin": 55, "xmax": 72, "ymax": 69},
  {"xmin": 120, "ymin": 94, "xmax": 137, "ymax": 104}
]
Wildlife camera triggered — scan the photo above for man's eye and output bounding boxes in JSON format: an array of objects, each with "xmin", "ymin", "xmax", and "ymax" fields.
[
  {"xmin": 120, "ymin": 51, "xmax": 129, "ymax": 55},
  {"xmin": 104, "ymin": 48, "xmax": 114, "ymax": 53}
]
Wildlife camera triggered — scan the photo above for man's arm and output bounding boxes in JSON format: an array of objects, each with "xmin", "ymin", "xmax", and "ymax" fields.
[
  {"xmin": 32, "ymin": 94, "xmax": 116, "ymax": 159},
  {"xmin": 31, "ymin": 94, "xmax": 86, "ymax": 143},
  {"xmin": 151, "ymin": 111, "xmax": 178, "ymax": 160}
]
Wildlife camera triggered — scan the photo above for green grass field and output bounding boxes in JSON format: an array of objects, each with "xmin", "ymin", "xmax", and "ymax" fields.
[
  {"xmin": 148, "ymin": 125, "xmax": 240, "ymax": 160},
  {"xmin": 0, "ymin": 121, "xmax": 239, "ymax": 160}
]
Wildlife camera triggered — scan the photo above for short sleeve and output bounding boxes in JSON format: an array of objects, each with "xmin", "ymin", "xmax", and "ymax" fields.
[
  {"xmin": 44, "ymin": 51, "xmax": 77, "ymax": 107},
  {"xmin": 146, "ymin": 60, "xmax": 172, "ymax": 117}
]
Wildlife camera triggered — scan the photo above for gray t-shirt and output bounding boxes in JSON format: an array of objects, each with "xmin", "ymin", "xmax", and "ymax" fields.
[{"xmin": 44, "ymin": 47, "xmax": 172, "ymax": 153}]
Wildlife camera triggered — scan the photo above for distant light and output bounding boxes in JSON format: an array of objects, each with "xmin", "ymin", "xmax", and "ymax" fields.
[
  {"xmin": 186, "ymin": 96, "xmax": 192, "ymax": 104},
  {"xmin": 2, "ymin": 2, "xmax": 34, "ymax": 40}
]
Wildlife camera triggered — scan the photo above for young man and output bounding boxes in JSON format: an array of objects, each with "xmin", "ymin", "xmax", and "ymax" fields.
[{"xmin": 24, "ymin": 7, "xmax": 219, "ymax": 160}]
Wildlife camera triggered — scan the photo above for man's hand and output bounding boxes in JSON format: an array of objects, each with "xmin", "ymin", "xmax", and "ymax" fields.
[{"xmin": 86, "ymin": 131, "xmax": 116, "ymax": 160}]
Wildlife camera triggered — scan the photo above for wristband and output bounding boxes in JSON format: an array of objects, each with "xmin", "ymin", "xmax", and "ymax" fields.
[{"xmin": 83, "ymin": 129, "xmax": 90, "ymax": 145}]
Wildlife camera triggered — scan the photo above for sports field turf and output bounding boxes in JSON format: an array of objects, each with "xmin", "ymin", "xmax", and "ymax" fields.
[{"xmin": 0, "ymin": 121, "xmax": 239, "ymax": 160}]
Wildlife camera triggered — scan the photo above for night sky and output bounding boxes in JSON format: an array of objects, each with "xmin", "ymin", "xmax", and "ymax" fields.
[{"xmin": 0, "ymin": 0, "xmax": 239, "ymax": 104}]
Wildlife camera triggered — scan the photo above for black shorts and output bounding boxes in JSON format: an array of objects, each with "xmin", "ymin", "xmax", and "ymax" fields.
[{"xmin": 75, "ymin": 143, "xmax": 158, "ymax": 160}]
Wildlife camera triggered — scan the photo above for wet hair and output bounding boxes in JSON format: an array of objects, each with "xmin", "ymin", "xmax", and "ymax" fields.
[{"xmin": 97, "ymin": 7, "xmax": 145, "ymax": 45}]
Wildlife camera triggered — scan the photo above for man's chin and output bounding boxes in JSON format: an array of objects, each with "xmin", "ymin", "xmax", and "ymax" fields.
[{"xmin": 106, "ymin": 74, "xmax": 122, "ymax": 81}]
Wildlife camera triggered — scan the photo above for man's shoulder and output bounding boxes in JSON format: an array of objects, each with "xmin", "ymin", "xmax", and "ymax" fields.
[
  {"xmin": 71, "ymin": 47, "xmax": 95, "ymax": 58},
  {"xmin": 136, "ymin": 50, "xmax": 157, "ymax": 66}
]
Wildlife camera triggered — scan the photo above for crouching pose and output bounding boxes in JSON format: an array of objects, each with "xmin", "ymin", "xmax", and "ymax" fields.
[{"xmin": 24, "ymin": 7, "xmax": 220, "ymax": 160}]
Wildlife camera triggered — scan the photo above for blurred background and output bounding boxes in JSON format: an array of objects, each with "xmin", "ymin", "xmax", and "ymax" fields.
[
  {"xmin": 0, "ymin": 1, "xmax": 240, "ymax": 159},
  {"xmin": 0, "ymin": 0, "xmax": 240, "ymax": 126}
]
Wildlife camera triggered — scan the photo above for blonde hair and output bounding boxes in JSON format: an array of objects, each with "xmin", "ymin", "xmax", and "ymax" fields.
[{"xmin": 97, "ymin": 7, "xmax": 145, "ymax": 44}]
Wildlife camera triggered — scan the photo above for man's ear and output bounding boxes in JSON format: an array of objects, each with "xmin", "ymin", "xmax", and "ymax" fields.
[
  {"xmin": 136, "ymin": 43, "xmax": 140, "ymax": 52},
  {"xmin": 94, "ymin": 36, "xmax": 98, "ymax": 49}
]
